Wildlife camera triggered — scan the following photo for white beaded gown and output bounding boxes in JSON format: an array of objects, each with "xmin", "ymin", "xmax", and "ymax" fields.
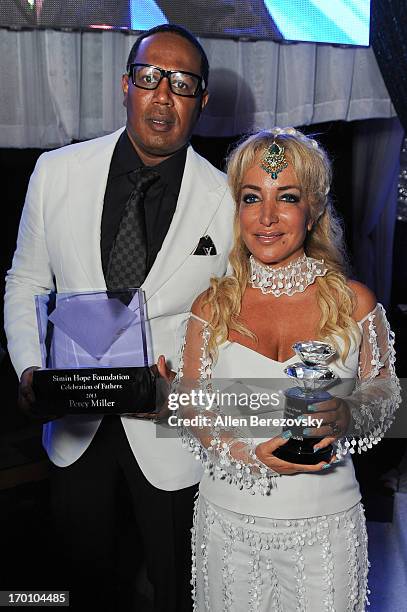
[{"xmin": 175, "ymin": 305, "xmax": 400, "ymax": 612}]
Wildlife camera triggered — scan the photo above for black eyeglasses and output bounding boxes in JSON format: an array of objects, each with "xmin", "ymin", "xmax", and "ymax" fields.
[{"xmin": 128, "ymin": 63, "xmax": 205, "ymax": 98}]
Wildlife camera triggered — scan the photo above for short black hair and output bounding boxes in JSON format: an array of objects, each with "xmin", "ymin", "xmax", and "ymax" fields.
[{"xmin": 126, "ymin": 23, "xmax": 209, "ymax": 89}]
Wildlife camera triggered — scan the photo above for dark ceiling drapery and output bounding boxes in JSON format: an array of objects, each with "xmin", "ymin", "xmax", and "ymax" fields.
[{"xmin": 372, "ymin": 0, "xmax": 407, "ymax": 131}]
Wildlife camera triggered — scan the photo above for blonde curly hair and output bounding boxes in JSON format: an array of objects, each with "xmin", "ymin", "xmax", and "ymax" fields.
[{"xmin": 202, "ymin": 127, "xmax": 360, "ymax": 361}]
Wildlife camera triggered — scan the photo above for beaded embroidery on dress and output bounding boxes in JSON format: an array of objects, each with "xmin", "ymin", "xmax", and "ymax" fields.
[
  {"xmin": 176, "ymin": 315, "xmax": 279, "ymax": 496},
  {"xmin": 192, "ymin": 496, "xmax": 370, "ymax": 612}
]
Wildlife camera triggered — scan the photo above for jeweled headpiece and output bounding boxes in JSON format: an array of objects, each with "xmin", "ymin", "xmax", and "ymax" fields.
[{"xmin": 260, "ymin": 140, "xmax": 288, "ymax": 179}]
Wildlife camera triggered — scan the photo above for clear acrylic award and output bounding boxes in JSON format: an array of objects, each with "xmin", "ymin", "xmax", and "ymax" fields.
[{"xmin": 32, "ymin": 289, "xmax": 159, "ymax": 416}]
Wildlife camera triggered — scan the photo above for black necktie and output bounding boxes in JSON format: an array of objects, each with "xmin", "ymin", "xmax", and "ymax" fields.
[{"xmin": 106, "ymin": 167, "xmax": 160, "ymax": 291}]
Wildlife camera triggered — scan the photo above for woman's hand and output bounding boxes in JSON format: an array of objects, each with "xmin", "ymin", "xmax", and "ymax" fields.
[
  {"xmin": 255, "ymin": 432, "xmax": 339, "ymax": 475},
  {"xmin": 303, "ymin": 397, "xmax": 350, "ymax": 452}
]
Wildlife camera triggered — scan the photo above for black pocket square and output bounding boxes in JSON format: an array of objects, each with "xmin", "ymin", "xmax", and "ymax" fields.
[{"xmin": 193, "ymin": 235, "xmax": 217, "ymax": 255}]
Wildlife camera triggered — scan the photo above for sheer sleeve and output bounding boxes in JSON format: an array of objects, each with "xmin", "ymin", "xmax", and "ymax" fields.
[
  {"xmin": 335, "ymin": 304, "xmax": 402, "ymax": 458},
  {"xmin": 173, "ymin": 314, "xmax": 279, "ymax": 495}
]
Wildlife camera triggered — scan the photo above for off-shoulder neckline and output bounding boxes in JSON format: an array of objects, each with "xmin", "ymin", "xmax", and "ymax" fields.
[
  {"xmin": 189, "ymin": 304, "xmax": 383, "ymax": 364},
  {"xmin": 190, "ymin": 303, "xmax": 383, "ymax": 329}
]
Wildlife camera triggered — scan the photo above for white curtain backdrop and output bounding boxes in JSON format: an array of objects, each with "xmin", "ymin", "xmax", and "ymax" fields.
[
  {"xmin": 0, "ymin": 28, "xmax": 403, "ymax": 303},
  {"xmin": 0, "ymin": 28, "xmax": 396, "ymax": 148}
]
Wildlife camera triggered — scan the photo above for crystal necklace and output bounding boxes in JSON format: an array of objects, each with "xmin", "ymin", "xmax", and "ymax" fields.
[{"xmin": 249, "ymin": 253, "xmax": 328, "ymax": 297}]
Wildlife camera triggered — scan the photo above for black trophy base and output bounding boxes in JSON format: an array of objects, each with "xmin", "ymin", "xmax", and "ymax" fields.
[
  {"xmin": 273, "ymin": 437, "xmax": 333, "ymax": 465},
  {"xmin": 32, "ymin": 366, "xmax": 157, "ymax": 416}
]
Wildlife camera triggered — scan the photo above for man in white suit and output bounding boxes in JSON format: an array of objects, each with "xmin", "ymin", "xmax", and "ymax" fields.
[{"xmin": 4, "ymin": 24, "xmax": 233, "ymax": 611}]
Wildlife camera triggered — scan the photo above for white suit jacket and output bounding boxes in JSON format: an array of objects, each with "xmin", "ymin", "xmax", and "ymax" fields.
[{"xmin": 5, "ymin": 128, "xmax": 234, "ymax": 490}]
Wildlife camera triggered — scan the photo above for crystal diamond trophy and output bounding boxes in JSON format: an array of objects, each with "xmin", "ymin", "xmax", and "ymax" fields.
[
  {"xmin": 32, "ymin": 289, "xmax": 163, "ymax": 416},
  {"xmin": 273, "ymin": 341, "xmax": 336, "ymax": 465}
]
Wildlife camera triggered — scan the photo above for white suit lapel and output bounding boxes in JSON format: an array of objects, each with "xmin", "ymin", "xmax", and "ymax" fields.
[
  {"xmin": 142, "ymin": 146, "xmax": 225, "ymax": 299},
  {"xmin": 67, "ymin": 128, "xmax": 124, "ymax": 289}
]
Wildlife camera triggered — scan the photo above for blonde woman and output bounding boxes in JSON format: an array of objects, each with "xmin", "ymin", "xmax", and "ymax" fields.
[{"xmin": 159, "ymin": 128, "xmax": 399, "ymax": 611}]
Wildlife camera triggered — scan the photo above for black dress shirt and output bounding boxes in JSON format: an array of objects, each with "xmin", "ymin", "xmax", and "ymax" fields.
[{"xmin": 101, "ymin": 130, "xmax": 187, "ymax": 279}]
